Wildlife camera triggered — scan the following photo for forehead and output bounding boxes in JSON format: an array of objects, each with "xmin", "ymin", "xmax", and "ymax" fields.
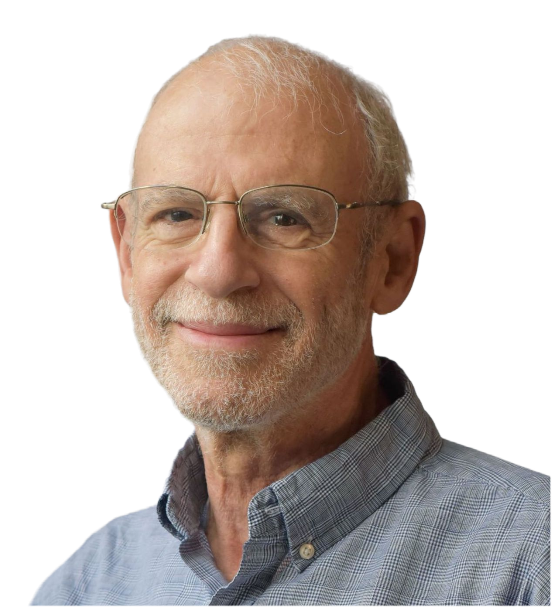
[{"xmin": 134, "ymin": 61, "xmax": 367, "ymax": 200}]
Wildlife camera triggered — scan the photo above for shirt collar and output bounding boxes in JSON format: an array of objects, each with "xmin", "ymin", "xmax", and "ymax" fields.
[{"xmin": 158, "ymin": 358, "xmax": 442, "ymax": 570}]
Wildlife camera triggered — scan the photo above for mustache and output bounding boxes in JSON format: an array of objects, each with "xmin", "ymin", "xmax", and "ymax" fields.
[{"xmin": 143, "ymin": 285, "xmax": 303, "ymax": 331}]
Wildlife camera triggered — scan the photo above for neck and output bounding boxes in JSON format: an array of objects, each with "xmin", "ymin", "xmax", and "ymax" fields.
[{"xmin": 195, "ymin": 356, "xmax": 389, "ymax": 558}]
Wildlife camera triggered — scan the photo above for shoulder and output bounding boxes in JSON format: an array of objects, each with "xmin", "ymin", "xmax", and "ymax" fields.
[
  {"xmin": 413, "ymin": 439, "xmax": 550, "ymax": 533},
  {"xmin": 29, "ymin": 504, "xmax": 168, "ymax": 607},
  {"xmin": 410, "ymin": 439, "xmax": 550, "ymax": 603},
  {"xmin": 420, "ymin": 438, "xmax": 550, "ymax": 505},
  {"xmin": 65, "ymin": 505, "xmax": 170, "ymax": 557}
]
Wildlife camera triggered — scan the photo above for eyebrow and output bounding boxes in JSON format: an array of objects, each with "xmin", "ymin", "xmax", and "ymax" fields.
[{"xmin": 245, "ymin": 190, "xmax": 328, "ymax": 218}]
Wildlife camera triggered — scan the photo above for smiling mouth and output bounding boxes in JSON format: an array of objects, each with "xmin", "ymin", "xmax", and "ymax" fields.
[
  {"xmin": 180, "ymin": 321, "xmax": 276, "ymax": 336},
  {"xmin": 175, "ymin": 322, "xmax": 280, "ymax": 348}
]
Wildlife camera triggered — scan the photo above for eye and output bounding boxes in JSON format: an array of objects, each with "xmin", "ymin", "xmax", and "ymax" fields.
[
  {"xmin": 153, "ymin": 208, "xmax": 196, "ymax": 223},
  {"xmin": 244, "ymin": 201, "xmax": 309, "ymax": 228},
  {"xmin": 270, "ymin": 213, "xmax": 298, "ymax": 227}
]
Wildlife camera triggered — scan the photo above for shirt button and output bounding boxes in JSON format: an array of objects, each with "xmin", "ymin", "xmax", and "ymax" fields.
[{"xmin": 299, "ymin": 543, "xmax": 315, "ymax": 560}]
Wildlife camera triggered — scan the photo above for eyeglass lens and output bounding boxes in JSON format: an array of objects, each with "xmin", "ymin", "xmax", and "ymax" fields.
[{"xmin": 115, "ymin": 185, "xmax": 338, "ymax": 251}]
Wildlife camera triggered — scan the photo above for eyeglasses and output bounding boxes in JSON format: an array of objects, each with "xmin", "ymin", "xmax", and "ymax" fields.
[{"xmin": 101, "ymin": 184, "xmax": 401, "ymax": 251}]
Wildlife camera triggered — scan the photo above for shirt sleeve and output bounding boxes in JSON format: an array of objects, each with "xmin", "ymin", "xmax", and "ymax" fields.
[{"xmin": 515, "ymin": 511, "xmax": 551, "ymax": 606}]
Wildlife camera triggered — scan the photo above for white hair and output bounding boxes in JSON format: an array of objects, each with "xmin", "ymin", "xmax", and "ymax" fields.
[{"xmin": 148, "ymin": 36, "xmax": 412, "ymax": 250}]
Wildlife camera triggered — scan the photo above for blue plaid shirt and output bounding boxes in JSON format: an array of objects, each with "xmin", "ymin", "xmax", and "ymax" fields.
[{"xmin": 33, "ymin": 359, "xmax": 550, "ymax": 605}]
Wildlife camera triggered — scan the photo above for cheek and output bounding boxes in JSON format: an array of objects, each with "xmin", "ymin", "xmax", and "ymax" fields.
[
  {"xmin": 131, "ymin": 251, "xmax": 188, "ymax": 307},
  {"xmin": 271, "ymin": 254, "xmax": 355, "ymax": 320}
]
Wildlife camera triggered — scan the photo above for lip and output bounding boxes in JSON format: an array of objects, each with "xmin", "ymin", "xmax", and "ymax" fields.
[
  {"xmin": 176, "ymin": 322, "xmax": 279, "ymax": 348},
  {"xmin": 181, "ymin": 322, "xmax": 273, "ymax": 336}
]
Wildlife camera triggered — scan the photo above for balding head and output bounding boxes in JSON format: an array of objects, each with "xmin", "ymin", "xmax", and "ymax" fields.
[
  {"xmin": 129, "ymin": 34, "xmax": 415, "ymax": 190},
  {"xmin": 135, "ymin": 36, "xmax": 411, "ymax": 205}
]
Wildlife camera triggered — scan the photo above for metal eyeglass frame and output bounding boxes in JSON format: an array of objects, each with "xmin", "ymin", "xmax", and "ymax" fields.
[{"xmin": 101, "ymin": 184, "xmax": 402, "ymax": 250}]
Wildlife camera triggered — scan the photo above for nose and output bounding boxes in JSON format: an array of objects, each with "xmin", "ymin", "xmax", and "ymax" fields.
[{"xmin": 184, "ymin": 203, "xmax": 261, "ymax": 299}]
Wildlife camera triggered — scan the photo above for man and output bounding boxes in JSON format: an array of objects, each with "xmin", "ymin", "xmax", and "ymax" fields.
[{"xmin": 33, "ymin": 36, "xmax": 549, "ymax": 605}]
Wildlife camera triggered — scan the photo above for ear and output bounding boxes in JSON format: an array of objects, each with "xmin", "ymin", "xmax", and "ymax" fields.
[
  {"xmin": 370, "ymin": 201, "xmax": 425, "ymax": 315},
  {"xmin": 110, "ymin": 210, "xmax": 133, "ymax": 305}
]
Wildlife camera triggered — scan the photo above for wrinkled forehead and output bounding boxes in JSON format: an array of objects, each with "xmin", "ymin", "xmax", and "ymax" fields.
[{"xmin": 133, "ymin": 57, "xmax": 367, "ymax": 197}]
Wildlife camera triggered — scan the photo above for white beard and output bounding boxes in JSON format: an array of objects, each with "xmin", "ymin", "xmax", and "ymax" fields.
[{"xmin": 130, "ymin": 266, "xmax": 370, "ymax": 432}]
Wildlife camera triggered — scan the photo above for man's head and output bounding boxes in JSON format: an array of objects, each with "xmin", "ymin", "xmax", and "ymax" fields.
[{"xmin": 110, "ymin": 36, "xmax": 424, "ymax": 432}]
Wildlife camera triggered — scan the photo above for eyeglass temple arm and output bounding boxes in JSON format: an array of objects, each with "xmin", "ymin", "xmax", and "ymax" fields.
[{"xmin": 101, "ymin": 202, "xmax": 116, "ymax": 210}]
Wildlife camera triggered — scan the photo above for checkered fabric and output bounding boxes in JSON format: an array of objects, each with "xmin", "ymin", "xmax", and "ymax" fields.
[{"xmin": 32, "ymin": 359, "xmax": 550, "ymax": 605}]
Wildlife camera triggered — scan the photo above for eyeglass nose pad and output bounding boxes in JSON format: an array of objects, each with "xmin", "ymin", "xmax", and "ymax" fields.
[
  {"xmin": 201, "ymin": 204, "xmax": 212, "ymax": 235},
  {"xmin": 236, "ymin": 203, "xmax": 249, "ymax": 236}
]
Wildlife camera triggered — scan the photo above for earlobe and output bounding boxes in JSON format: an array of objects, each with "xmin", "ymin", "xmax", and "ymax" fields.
[
  {"xmin": 110, "ymin": 211, "xmax": 133, "ymax": 304},
  {"xmin": 371, "ymin": 201, "xmax": 425, "ymax": 315}
]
